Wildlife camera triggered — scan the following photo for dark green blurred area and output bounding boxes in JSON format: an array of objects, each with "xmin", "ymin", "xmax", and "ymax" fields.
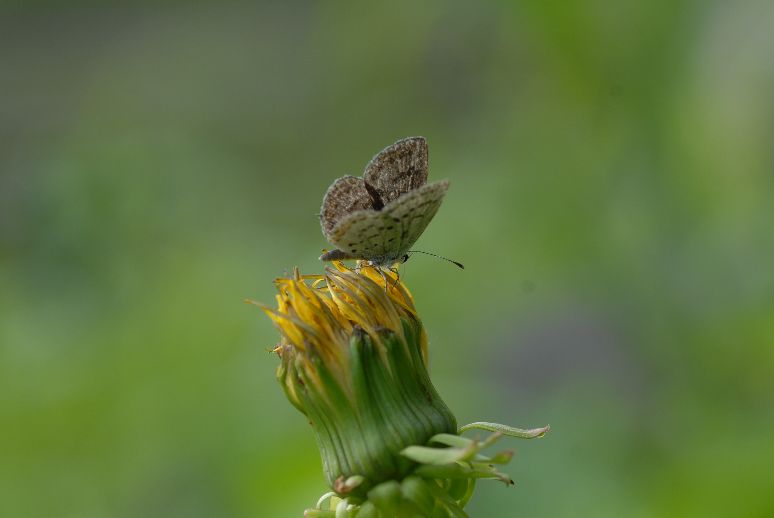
[{"xmin": 2, "ymin": 2, "xmax": 773, "ymax": 516}]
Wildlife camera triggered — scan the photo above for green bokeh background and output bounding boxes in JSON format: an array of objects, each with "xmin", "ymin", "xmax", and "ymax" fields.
[{"xmin": 2, "ymin": 2, "xmax": 773, "ymax": 517}]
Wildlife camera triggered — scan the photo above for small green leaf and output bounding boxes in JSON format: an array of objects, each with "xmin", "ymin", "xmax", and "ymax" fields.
[
  {"xmin": 459, "ymin": 422, "xmax": 550, "ymax": 439},
  {"xmin": 487, "ymin": 450, "xmax": 514, "ymax": 464},
  {"xmin": 401, "ymin": 443, "xmax": 476, "ymax": 465},
  {"xmin": 315, "ymin": 492, "xmax": 337, "ymax": 510},
  {"xmin": 456, "ymin": 478, "xmax": 477, "ymax": 509},
  {"xmin": 428, "ymin": 433, "xmax": 474, "ymax": 448},
  {"xmin": 468, "ymin": 462, "xmax": 513, "ymax": 484},
  {"xmin": 413, "ymin": 463, "xmax": 473, "ymax": 479},
  {"xmin": 342, "ymin": 475, "xmax": 365, "ymax": 491}
]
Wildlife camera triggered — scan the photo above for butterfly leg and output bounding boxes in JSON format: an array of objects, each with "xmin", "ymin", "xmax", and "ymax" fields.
[
  {"xmin": 388, "ymin": 266, "xmax": 401, "ymax": 291},
  {"xmin": 336, "ymin": 262, "xmax": 357, "ymax": 274},
  {"xmin": 374, "ymin": 266, "xmax": 390, "ymax": 292}
]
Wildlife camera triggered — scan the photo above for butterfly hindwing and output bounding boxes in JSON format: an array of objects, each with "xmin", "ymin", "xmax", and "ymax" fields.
[
  {"xmin": 383, "ymin": 180, "xmax": 448, "ymax": 258},
  {"xmin": 327, "ymin": 211, "xmax": 397, "ymax": 261},
  {"xmin": 328, "ymin": 180, "xmax": 449, "ymax": 263},
  {"xmin": 320, "ymin": 175, "xmax": 373, "ymax": 241}
]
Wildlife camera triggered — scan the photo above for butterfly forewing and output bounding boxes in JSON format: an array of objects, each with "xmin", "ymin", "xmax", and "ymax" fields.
[{"xmin": 363, "ymin": 137, "xmax": 428, "ymax": 205}]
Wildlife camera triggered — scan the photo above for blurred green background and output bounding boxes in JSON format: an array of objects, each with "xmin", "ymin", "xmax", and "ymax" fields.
[{"xmin": 2, "ymin": 2, "xmax": 773, "ymax": 516}]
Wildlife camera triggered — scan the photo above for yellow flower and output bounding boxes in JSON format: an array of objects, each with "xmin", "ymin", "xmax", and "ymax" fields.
[{"xmin": 259, "ymin": 262, "xmax": 429, "ymax": 406}]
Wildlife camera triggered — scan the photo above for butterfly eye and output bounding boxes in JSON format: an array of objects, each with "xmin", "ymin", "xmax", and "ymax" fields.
[{"xmin": 402, "ymin": 254, "xmax": 410, "ymax": 263}]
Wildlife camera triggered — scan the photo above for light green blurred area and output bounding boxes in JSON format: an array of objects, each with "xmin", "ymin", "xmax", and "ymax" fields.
[{"xmin": 2, "ymin": 2, "xmax": 773, "ymax": 517}]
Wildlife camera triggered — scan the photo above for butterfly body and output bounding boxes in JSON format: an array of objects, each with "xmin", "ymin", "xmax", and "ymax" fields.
[{"xmin": 319, "ymin": 137, "xmax": 448, "ymax": 267}]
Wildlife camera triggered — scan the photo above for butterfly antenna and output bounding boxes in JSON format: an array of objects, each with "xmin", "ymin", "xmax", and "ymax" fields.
[{"xmin": 407, "ymin": 250, "xmax": 464, "ymax": 269}]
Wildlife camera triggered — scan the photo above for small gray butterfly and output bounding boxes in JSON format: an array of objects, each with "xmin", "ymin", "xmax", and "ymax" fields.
[{"xmin": 319, "ymin": 137, "xmax": 449, "ymax": 268}]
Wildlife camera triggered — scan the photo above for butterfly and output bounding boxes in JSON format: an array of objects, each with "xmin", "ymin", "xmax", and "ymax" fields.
[{"xmin": 319, "ymin": 137, "xmax": 450, "ymax": 272}]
